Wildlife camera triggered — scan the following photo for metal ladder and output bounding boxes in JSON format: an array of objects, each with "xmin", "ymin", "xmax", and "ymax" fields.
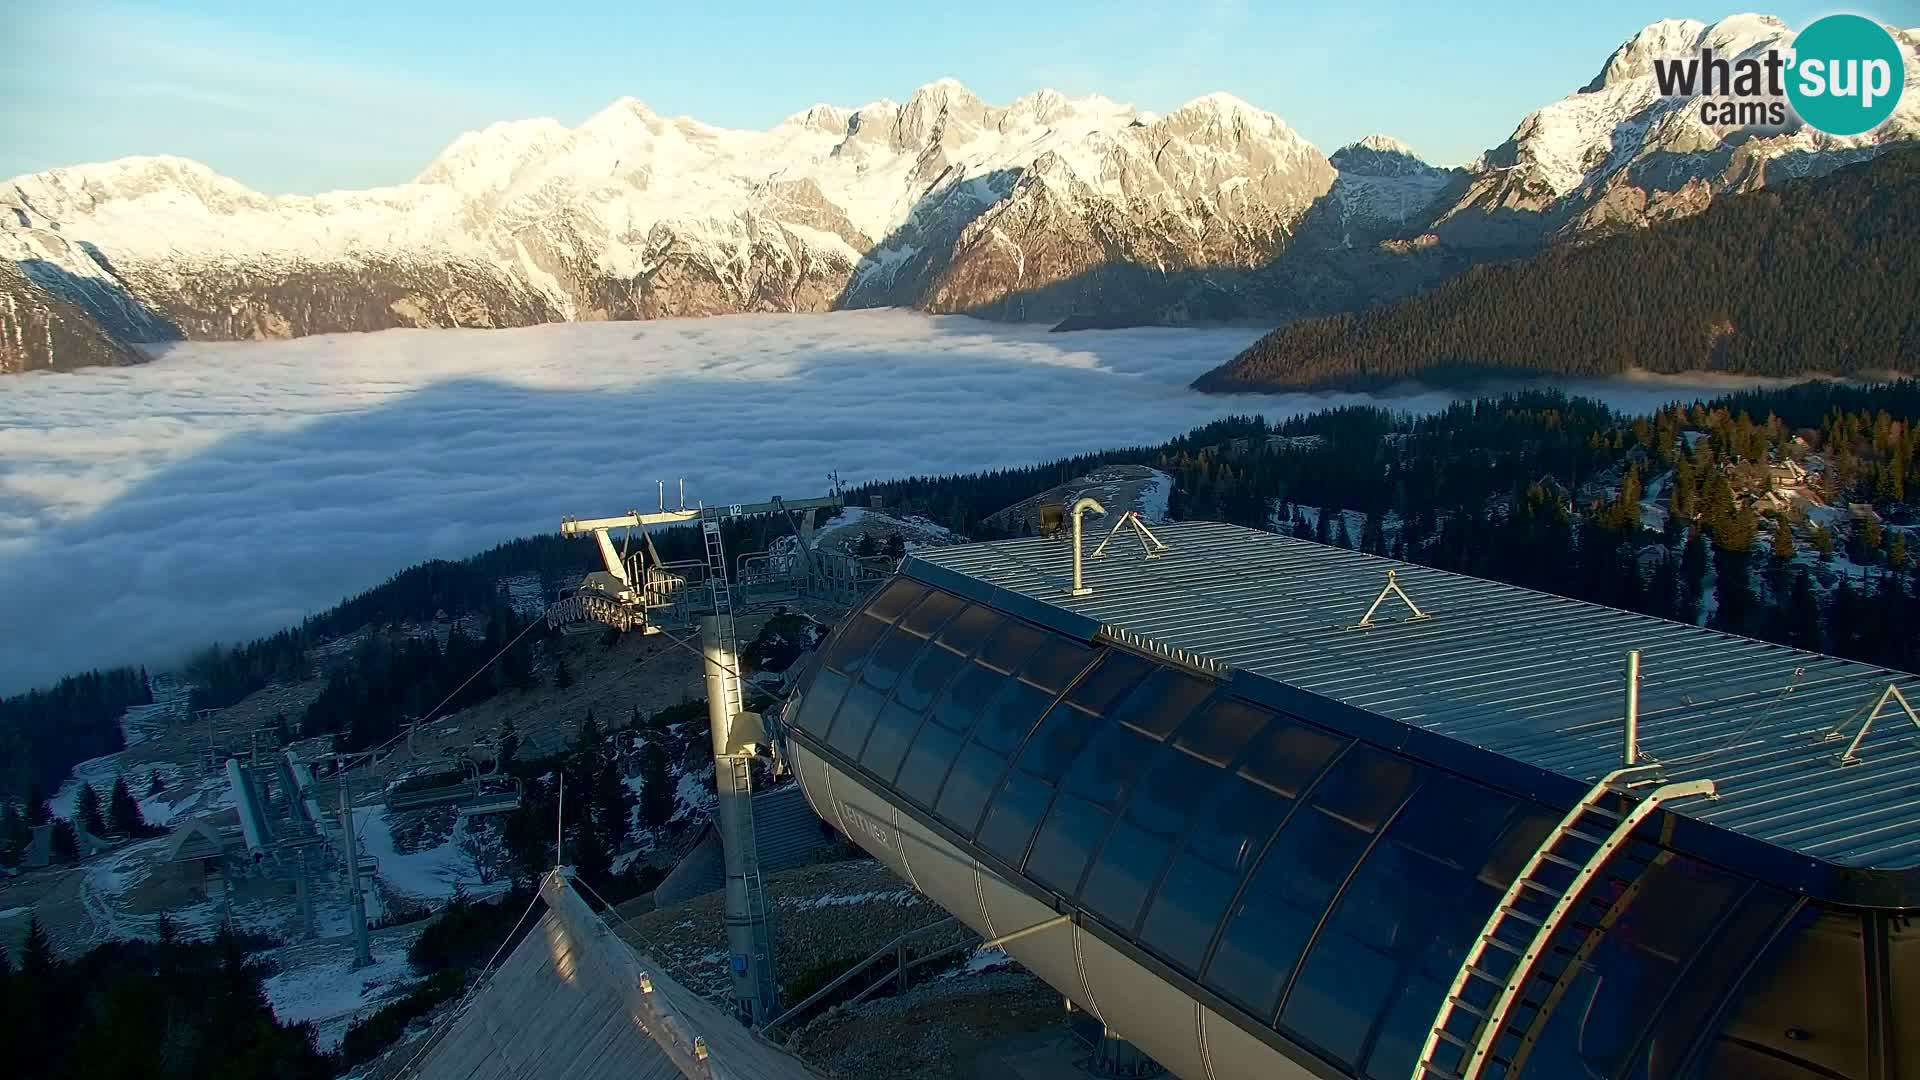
[
  {"xmin": 1415, "ymin": 767, "xmax": 1716, "ymax": 1080},
  {"xmin": 701, "ymin": 518, "xmax": 745, "ymax": 723},
  {"xmin": 726, "ymin": 753, "xmax": 777, "ymax": 1004}
]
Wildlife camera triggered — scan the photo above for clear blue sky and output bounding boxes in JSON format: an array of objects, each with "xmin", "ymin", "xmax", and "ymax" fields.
[{"xmin": 9, "ymin": 1, "xmax": 1917, "ymax": 193}]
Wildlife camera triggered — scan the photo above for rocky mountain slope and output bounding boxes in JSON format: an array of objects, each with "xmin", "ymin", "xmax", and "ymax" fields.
[
  {"xmin": 1, "ymin": 83, "xmax": 1335, "ymax": 373},
  {"xmin": 4, "ymin": 14, "xmax": 1917, "ymax": 375}
]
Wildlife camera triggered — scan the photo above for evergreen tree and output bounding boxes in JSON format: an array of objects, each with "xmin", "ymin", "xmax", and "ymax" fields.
[
  {"xmin": 1712, "ymin": 551, "xmax": 1758, "ymax": 634},
  {"xmin": 50, "ymin": 819, "xmax": 78, "ymax": 863},
  {"xmin": 26, "ymin": 783, "xmax": 49, "ymax": 827},
  {"xmin": 497, "ymin": 720, "xmax": 520, "ymax": 768},
  {"xmin": 1787, "ymin": 569, "xmax": 1824, "ymax": 651},
  {"xmin": 21, "ymin": 914, "xmax": 55, "ymax": 978},
  {"xmin": 107, "ymin": 775, "xmax": 147, "ymax": 837},
  {"xmin": 1668, "ymin": 465, "xmax": 1696, "ymax": 521},
  {"xmin": 638, "ymin": 741, "xmax": 674, "ymax": 830},
  {"xmin": 574, "ymin": 710, "xmax": 603, "ymax": 758},
  {"xmin": 1647, "ymin": 551, "xmax": 1680, "ymax": 621},
  {"xmin": 1813, "ymin": 523, "xmax": 1836, "ymax": 559},
  {"xmin": 1360, "ymin": 507, "xmax": 1386, "ymax": 555},
  {"xmin": 147, "ymin": 769, "xmax": 165, "ymax": 797},
  {"xmin": 501, "ymin": 790, "xmax": 556, "ymax": 885},
  {"xmin": 884, "ymin": 532, "xmax": 907, "ymax": 561},
  {"xmin": 1332, "ymin": 513, "xmax": 1354, "ymax": 550},
  {"xmin": 75, "ymin": 782, "xmax": 104, "ymax": 838},
  {"xmin": 1771, "ymin": 518, "xmax": 1796, "ymax": 560},
  {"xmin": 594, "ymin": 759, "xmax": 629, "ymax": 852},
  {"xmin": 569, "ymin": 817, "xmax": 611, "ymax": 892},
  {"xmin": 1606, "ymin": 468, "xmax": 1643, "ymax": 532},
  {"xmin": 0, "ymin": 802, "xmax": 26, "ymax": 866},
  {"xmin": 855, "ymin": 532, "xmax": 879, "ymax": 559},
  {"xmin": 1680, "ymin": 529, "xmax": 1710, "ymax": 622},
  {"xmin": 553, "ymin": 656, "xmax": 574, "ymax": 690}
]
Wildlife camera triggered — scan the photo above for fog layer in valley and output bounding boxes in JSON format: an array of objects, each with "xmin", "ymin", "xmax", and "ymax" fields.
[{"xmin": 0, "ymin": 310, "xmax": 1808, "ymax": 692}]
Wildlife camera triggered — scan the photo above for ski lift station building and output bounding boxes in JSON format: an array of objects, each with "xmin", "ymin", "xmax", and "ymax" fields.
[{"xmin": 776, "ymin": 520, "xmax": 1920, "ymax": 1080}]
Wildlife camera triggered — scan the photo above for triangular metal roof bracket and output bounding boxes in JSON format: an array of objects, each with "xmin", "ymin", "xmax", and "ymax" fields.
[
  {"xmin": 1822, "ymin": 681, "xmax": 1920, "ymax": 767},
  {"xmin": 1351, "ymin": 569, "xmax": 1432, "ymax": 630},
  {"xmin": 1091, "ymin": 511, "xmax": 1169, "ymax": 560}
]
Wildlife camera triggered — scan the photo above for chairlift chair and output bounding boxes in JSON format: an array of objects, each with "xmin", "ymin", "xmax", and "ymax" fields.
[{"xmin": 456, "ymin": 777, "xmax": 524, "ymax": 819}]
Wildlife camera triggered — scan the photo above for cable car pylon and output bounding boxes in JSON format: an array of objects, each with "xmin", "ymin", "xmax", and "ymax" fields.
[{"xmin": 556, "ymin": 485, "xmax": 851, "ymax": 1027}]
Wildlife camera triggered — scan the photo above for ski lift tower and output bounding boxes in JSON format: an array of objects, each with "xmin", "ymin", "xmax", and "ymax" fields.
[{"xmin": 557, "ymin": 488, "xmax": 846, "ymax": 1026}]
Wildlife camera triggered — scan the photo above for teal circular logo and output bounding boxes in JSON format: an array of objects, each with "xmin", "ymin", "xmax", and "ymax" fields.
[{"xmin": 1786, "ymin": 14, "xmax": 1907, "ymax": 136}]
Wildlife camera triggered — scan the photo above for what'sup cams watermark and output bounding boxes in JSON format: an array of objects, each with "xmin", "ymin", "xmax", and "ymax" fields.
[{"xmin": 1652, "ymin": 14, "xmax": 1909, "ymax": 136}]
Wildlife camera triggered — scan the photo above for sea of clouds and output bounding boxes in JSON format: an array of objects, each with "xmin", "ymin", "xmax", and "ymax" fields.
[{"xmin": 0, "ymin": 310, "xmax": 1802, "ymax": 693}]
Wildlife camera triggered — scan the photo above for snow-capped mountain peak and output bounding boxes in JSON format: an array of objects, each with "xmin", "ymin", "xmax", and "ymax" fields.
[
  {"xmin": 1330, "ymin": 135, "xmax": 1444, "ymax": 178},
  {"xmin": 1581, "ymin": 18, "xmax": 1708, "ymax": 92},
  {"xmin": 2, "ymin": 81, "xmax": 1346, "ymax": 371},
  {"xmin": 1434, "ymin": 11, "xmax": 1919, "ymax": 244},
  {"xmin": 4, "ymin": 15, "xmax": 1913, "ymax": 375},
  {"xmin": 1353, "ymin": 134, "xmax": 1416, "ymax": 156}
]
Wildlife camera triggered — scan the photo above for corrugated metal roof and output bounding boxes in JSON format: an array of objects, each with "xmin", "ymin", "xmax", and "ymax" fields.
[{"xmin": 910, "ymin": 521, "xmax": 1920, "ymax": 872}]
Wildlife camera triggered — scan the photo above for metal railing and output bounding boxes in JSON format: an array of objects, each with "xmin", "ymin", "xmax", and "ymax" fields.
[{"xmin": 761, "ymin": 916, "xmax": 968, "ymax": 1034}]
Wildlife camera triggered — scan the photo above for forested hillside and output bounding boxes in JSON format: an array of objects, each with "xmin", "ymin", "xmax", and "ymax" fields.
[
  {"xmin": 1195, "ymin": 150, "xmax": 1920, "ymax": 392},
  {"xmin": 0, "ymin": 668, "xmax": 150, "ymax": 798}
]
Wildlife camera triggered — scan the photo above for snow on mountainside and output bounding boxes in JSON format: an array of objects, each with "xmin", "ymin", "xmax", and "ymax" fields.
[
  {"xmin": 0, "ymin": 80, "xmax": 1335, "ymax": 372},
  {"xmin": 1432, "ymin": 14, "xmax": 1920, "ymax": 248},
  {"xmin": 1320, "ymin": 136, "xmax": 1459, "ymax": 246},
  {"xmin": 4, "ymin": 14, "xmax": 1917, "ymax": 375}
]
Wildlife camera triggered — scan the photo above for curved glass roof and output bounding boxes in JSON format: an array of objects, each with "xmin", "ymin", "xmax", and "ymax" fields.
[
  {"xmin": 785, "ymin": 574, "xmax": 1918, "ymax": 1080},
  {"xmin": 911, "ymin": 521, "xmax": 1920, "ymax": 879}
]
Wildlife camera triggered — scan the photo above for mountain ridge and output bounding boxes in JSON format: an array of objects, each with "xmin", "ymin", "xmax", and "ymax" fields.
[{"xmin": 4, "ymin": 13, "xmax": 1917, "ymax": 374}]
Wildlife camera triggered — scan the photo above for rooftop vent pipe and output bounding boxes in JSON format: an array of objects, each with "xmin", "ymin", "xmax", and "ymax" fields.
[{"xmin": 1071, "ymin": 496, "xmax": 1105, "ymax": 597}]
